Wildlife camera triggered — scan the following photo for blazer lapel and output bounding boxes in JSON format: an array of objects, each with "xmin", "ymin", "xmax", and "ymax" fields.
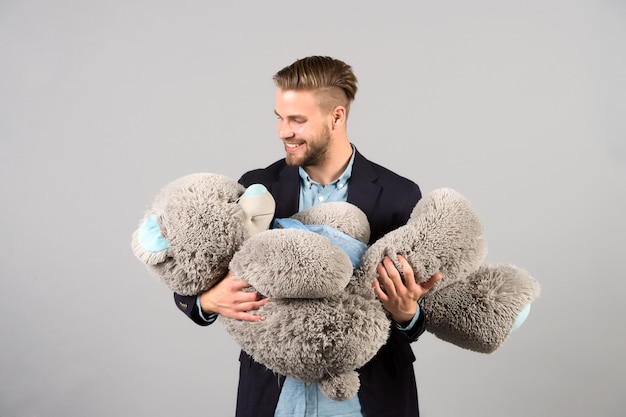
[
  {"xmin": 347, "ymin": 149, "xmax": 381, "ymax": 222},
  {"xmin": 271, "ymin": 165, "xmax": 300, "ymax": 218},
  {"xmin": 269, "ymin": 149, "xmax": 381, "ymax": 220}
]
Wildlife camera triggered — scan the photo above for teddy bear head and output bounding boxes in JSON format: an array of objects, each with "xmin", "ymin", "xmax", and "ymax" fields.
[{"xmin": 131, "ymin": 173, "xmax": 275, "ymax": 295}]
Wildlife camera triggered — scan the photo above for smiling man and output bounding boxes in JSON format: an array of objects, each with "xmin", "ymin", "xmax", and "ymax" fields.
[
  {"xmin": 275, "ymin": 88, "xmax": 353, "ymax": 187},
  {"xmin": 173, "ymin": 56, "xmax": 441, "ymax": 417}
]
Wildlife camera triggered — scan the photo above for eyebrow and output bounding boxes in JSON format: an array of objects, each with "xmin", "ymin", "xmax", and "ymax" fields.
[{"xmin": 274, "ymin": 110, "xmax": 306, "ymax": 120}]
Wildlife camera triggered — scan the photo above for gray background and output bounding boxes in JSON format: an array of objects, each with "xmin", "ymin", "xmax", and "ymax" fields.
[{"xmin": 1, "ymin": 1, "xmax": 624, "ymax": 416}]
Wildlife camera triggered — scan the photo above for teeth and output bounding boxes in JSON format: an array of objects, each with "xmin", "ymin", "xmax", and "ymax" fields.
[{"xmin": 286, "ymin": 143, "xmax": 300, "ymax": 148}]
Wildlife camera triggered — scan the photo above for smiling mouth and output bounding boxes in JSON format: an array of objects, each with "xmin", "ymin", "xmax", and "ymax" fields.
[{"xmin": 285, "ymin": 142, "xmax": 305, "ymax": 153}]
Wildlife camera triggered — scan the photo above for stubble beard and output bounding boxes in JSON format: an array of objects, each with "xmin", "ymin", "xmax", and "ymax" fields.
[{"xmin": 285, "ymin": 125, "xmax": 332, "ymax": 168}]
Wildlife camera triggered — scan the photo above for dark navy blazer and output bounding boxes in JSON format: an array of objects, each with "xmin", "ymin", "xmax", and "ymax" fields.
[{"xmin": 174, "ymin": 148, "xmax": 425, "ymax": 417}]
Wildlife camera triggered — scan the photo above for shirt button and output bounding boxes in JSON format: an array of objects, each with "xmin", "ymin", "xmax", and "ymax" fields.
[
  {"xmin": 318, "ymin": 196, "xmax": 324, "ymax": 202},
  {"xmin": 338, "ymin": 183, "xmax": 344, "ymax": 188},
  {"xmin": 305, "ymin": 381, "xmax": 312, "ymax": 387}
]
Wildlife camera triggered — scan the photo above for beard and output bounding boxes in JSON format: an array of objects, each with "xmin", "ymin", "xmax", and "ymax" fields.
[{"xmin": 285, "ymin": 124, "xmax": 332, "ymax": 168}]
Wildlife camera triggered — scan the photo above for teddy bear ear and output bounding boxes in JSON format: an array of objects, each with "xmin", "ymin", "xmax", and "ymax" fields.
[{"xmin": 131, "ymin": 215, "xmax": 171, "ymax": 265}]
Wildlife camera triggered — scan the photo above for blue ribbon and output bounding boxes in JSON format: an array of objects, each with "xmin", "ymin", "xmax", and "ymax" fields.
[{"xmin": 273, "ymin": 218, "xmax": 368, "ymax": 269}]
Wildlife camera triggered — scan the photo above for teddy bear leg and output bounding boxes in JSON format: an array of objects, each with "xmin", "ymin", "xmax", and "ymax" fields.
[
  {"xmin": 318, "ymin": 370, "xmax": 360, "ymax": 402},
  {"xmin": 420, "ymin": 264, "xmax": 540, "ymax": 353}
]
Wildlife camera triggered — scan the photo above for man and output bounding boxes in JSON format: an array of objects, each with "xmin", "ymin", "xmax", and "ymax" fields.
[{"xmin": 174, "ymin": 56, "xmax": 441, "ymax": 417}]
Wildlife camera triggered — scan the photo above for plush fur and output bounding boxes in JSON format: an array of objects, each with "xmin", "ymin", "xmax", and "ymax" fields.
[
  {"xmin": 132, "ymin": 174, "xmax": 540, "ymax": 401},
  {"xmin": 355, "ymin": 188, "xmax": 541, "ymax": 353},
  {"xmin": 223, "ymin": 202, "xmax": 389, "ymax": 401},
  {"xmin": 131, "ymin": 173, "xmax": 250, "ymax": 295}
]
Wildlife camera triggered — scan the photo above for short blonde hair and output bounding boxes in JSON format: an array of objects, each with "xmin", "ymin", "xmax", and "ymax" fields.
[{"xmin": 273, "ymin": 56, "xmax": 358, "ymax": 114}]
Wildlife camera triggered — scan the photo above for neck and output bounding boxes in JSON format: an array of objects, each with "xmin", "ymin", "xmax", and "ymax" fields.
[{"xmin": 304, "ymin": 139, "xmax": 353, "ymax": 186}]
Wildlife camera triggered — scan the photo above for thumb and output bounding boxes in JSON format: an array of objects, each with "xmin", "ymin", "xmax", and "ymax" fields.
[{"xmin": 422, "ymin": 273, "xmax": 442, "ymax": 290}]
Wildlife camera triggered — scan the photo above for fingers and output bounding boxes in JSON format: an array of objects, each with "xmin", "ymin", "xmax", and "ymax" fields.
[
  {"xmin": 376, "ymin": 258, "xmax": 399, "ymax": 297},
  {"xmin": 229, "ymin": 298, "xmax": 269, "ymax": 322},
  {"xmin": 225, "ymin": 282, "xmax": 268, "ymax": 321},
  {"xmin": 396, "ymin": 255, "xmax": 418, "ymax": 290},
  {"xmin": 420, "ymin": 273, "xmax": 442, "ymax": 291},
  {"xmin": 377, "ymin": 256, "xmax": 415, "ymax": 294},
  {"xmin": 232, "ymin": 313, "xmax": 264, "ymax": 322},
  {"xmin": 376, "ymin": 254, "xmax": 442, "ymax": 296},
  {"xmin": 227, "ymin": 277, "xmax": 254, "ymax": 291},
  {"xmin": 200, "ymin": 273, "xmax": 269, "ymax": 322},
  {"xmin": 372, "ymin": 277, "xmax": 389, "ymax": 301}
]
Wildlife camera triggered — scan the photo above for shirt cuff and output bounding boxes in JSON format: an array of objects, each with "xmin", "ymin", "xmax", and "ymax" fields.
[
  {"xmin": 394, "ymin": 305, "xmax": 421, "ymax": 331},
  {"xmin": 196, "ymin": 295, "xmax": 218, "ymax": 324}
]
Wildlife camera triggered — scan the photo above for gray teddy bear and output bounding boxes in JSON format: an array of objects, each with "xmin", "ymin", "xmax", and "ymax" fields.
[{"xmin": 132, "ymin": 173, "xmax": 540, "ymax": 401}]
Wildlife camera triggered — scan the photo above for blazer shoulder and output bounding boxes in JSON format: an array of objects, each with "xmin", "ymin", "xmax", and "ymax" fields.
[
  {"xmin": 354, "ymin": 150, "xmax": 421, "ymax": 198},
  {"xmin": 375, "ymin": 162, "xmax": 421, "ymax": 221},
  {"xmin": 238, "ymin": 159, "xmax": 293, "ymax": 188},
  {"xmin": 350, "ymin": 149, "xmax": 422, "ymax": 240},
  {"xmin": 375, "ymin": 162, "xmax": 420, "ymax": 193}
]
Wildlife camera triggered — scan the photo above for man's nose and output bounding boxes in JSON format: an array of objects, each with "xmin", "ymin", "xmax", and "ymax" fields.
[{"xmin": 277, "ymin": 121, "xmax": 294, "ymax": 139}]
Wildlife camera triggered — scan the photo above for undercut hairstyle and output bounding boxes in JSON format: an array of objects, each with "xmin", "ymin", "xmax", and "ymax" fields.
[{"xmin": 273, "ymin": 56, "xmax": 358, "ymax": 114}]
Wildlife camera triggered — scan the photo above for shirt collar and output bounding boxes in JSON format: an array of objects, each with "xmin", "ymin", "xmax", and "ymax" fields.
[{"xmin": 299, "ymin": 145, "xmax": 356, "ymax": 189}]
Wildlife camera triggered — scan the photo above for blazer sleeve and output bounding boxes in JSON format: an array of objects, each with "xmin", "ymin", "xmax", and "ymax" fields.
[
  {"xmin": 173, "ymin": 293, "xmax": 213, "ymax": 326},
  {"xmin": 392, "ymin": 308, "xmax": 427, "ymax": 343}
]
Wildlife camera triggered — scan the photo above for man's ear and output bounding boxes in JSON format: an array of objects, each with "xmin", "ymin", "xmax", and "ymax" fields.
[
  {"xmin": 131, "ymin": 215, "xmax": 170, "ymax": 265},
  {"xmin": 331, "ymin": 106, "xmax": 346, "ymax": 128}
]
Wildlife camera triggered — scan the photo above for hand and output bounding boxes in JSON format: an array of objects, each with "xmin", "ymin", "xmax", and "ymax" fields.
[
  {"xmin": 372, "ymin": 255, "xmax": 442, "ymax": 324},
  {"xmin": 198, "ymin": 271, "xmax": 269, "ymax": 322}
]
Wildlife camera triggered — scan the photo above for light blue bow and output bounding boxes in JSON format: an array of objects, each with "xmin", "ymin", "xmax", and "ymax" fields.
[{"xmin": 273, "ymin": 218, "xmax": 368, "ymax": 269}]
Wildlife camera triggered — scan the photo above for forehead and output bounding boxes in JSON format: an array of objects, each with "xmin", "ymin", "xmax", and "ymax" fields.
[{"xmin": 274, "ymin": 88, "xmax": 323, "ymax": 117}]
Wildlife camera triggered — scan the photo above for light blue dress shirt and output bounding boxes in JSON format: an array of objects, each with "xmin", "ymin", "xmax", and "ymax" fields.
[
  {"xmin": 275, "ymin": 148, "xmax": 420, "ymax": 417},
  {"xmin": 275, "ymin": 150, "xmax": 363, "ymax": 416},
  {"xmin": 297, "ymin": 151, "xmax": 353, "ymax": 209}
]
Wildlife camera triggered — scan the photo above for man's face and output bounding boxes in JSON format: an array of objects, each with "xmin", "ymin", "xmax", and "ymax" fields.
[{"xmin": 274, "ymin": 88, "xmax": 332, "ymax": 167}]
